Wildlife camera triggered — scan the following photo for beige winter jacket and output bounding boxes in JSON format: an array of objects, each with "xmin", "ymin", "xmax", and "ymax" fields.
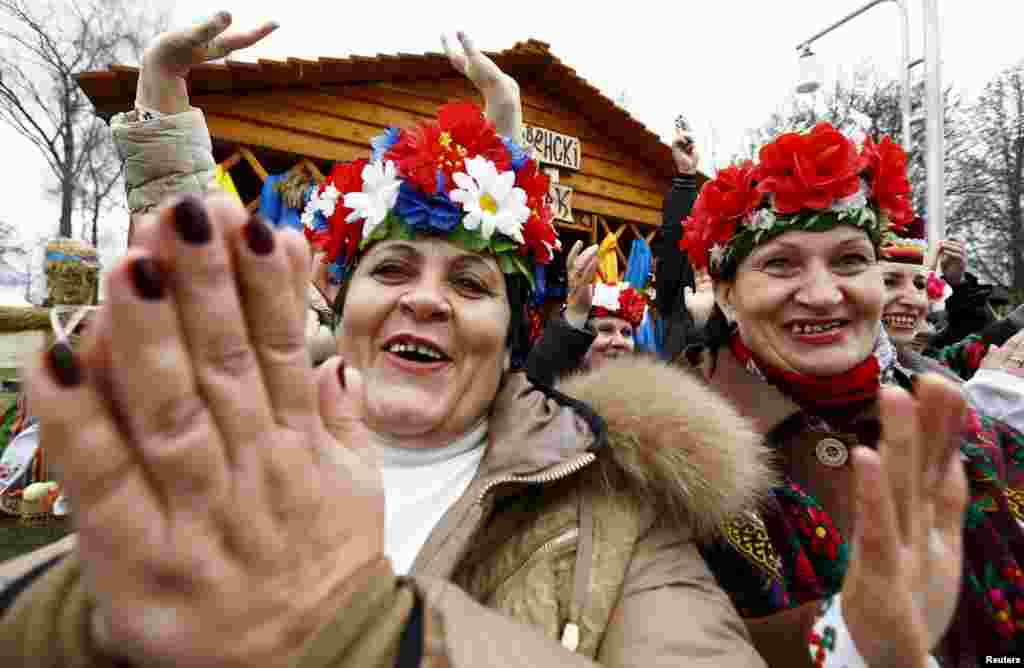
[{"xmin": 0, "ymin": 355, "xmax": 775, "ymax": 667}]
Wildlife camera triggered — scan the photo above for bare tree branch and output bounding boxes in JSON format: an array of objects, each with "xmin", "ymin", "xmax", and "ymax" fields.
[{"xmin": 0, "ymin": 0, "xmax": 168, "ymax": 238}]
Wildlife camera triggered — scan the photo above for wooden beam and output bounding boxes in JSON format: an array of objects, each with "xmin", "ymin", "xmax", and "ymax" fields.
[
  {"xmin": 381, "ymin": 80, "xmax": 665, "ymax": 173},
  {"xmin": 239, "ymin": 147, "xmax": 269, "ymax": 181},
  {"xmin": 300, "ymin": 159, "xmax": 325, "ymax": 183},
  {"xmin": 219, "ymin": 151, "xmax": 242, "ymax": 171},
  {"xmin": 572, "ymin": 192, "xmax": 661, "ymax": 227},
  {"xmin": 205, "ymin": 115, "xmax": 369, "ymax": 164},
  {"xmin": 200, "ymin": 89, "xmax": 669, "ymax": 195},
  {"xmin": 560, "ymin": 171, "xmax": 661, "ymax": 209},
  {"xmin": 200, "ymin": 97, "xmax": 383, "ymax": 147}
]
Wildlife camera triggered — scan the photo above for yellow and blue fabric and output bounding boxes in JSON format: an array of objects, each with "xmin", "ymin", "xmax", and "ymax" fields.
[{"xmin": 213, "ymin": 165, "xmax": 241, "ymax": 204}]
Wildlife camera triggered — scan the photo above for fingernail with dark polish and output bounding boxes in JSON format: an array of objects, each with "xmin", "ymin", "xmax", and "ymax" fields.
[
  {"xmin": 244, "ymin": 216, "xmax": 275, "ymax": 255},
  {"xmin": 337, "ymin": 361, "xmax": 346, "ymax": 389},
  {"xmin": 132, "ymin": 257, "xmax": 165, "ymax": 300},
  {"xmin": 48, "ymin": 342, "xmax": 81, "ymax": 387},
  {"xmin": 173, "ymin": 196, "xmax": 212, "ymax": 245}
]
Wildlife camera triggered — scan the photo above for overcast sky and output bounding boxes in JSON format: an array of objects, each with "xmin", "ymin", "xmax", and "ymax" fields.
[{"xmin": 2, "ymin": 0, "xmax": 1022, "ymax": 301}]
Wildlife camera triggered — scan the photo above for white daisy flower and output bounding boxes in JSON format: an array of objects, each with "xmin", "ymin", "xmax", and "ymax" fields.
[
  {"xmin": 304, "ymin": 183, "xmax": 341, "ymax": 222},
  {"xmin": 449, "ymin": 156, "xmax": 530, "ymax": 242},
  {"xmin": 343, "ymin": 160, "xmax": 401, "ymax": 240}
]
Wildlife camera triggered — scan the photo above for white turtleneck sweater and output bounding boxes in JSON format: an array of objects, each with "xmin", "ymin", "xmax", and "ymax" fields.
[{"xmin": 377, "ymin": 420, "xmax": 488, "ymax": 575}]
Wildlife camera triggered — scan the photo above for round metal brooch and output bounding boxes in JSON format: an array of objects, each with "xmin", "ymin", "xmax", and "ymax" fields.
[{"xmin": 815, "ymin": 437, "xmax": 849, "ymax": 468}]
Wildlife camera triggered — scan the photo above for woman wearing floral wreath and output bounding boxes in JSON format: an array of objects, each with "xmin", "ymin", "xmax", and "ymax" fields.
[
  {"xmin": 876, "ymin": 219, "xmax": 1024, "ymax": 436},
  {"xmin": 681, "ymin": 125, "xmax": 1024, "ymax": 667},
  {"xmin": 0, "ymin": 12, "xmax": 790, "ymax": 666},
  {"xmin": 525, "ymin": 240, "xmax": 650, "ymax": 386}
]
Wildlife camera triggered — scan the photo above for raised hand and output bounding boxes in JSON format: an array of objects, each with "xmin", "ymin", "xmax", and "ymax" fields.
[
  {"xmin": 27, "ymin": 196, "xmax": 383, "ymax": 666},
  {"xmin": 980, "ymin": 328, "xmax": 1024, "ymax": 378},
  {"xmin": 841, "ymin": 374, "xmax": 968, "ymax": 668},
  {"xmin": 671, "ymin": 128, "xmax": 699, "ymax": 175},
  {"xmin": 442, "ymin": 31, "xmax": 522, "ymax": 139},
  {"xmin": 564, "ymin": 240, "xmax": 599, "ymax": 329},
  {"xmin": 937, "ymin": 240, "xmax": 967, "ymax": 287},
  {"xmin": 137, "ymin": 12, "xmax": 279, "ymax": 114}
]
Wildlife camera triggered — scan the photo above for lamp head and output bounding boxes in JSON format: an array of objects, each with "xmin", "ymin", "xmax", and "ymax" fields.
[{"xmin": 796, "ymin": 46, "xmax": 822, "ymax": 94}]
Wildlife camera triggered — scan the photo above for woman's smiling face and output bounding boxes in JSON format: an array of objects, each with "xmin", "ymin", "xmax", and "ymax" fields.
[
  {"xmin": 716, "ymin": 226, "xmax": 885, "ymax": 377},
  {"xmin": 880, "ymin": 263, "xmax": 930, "ymax": 348},
  {"xmin": 585, "ymin": 315, "xmax": 635, "ymax": 369},
  {"xmin": 337, "ymin": 238, "xmax": 510, "ymax": 448}
]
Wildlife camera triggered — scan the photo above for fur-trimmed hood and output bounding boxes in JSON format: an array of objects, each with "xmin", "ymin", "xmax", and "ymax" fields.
[{"xmin": 484, "ymin": 357, "xmax": 775, "ymax": 541}]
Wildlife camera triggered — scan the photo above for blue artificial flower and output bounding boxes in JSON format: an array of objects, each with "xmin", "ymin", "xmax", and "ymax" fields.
[
  {"xmin": 529, "ymin": 264, "xmax": 547, "ymax": 306},
  {"xmin": 326, "ymin": 261, "xmax": 348, "ymax": 285},
  {"xmin": 394, "ymin": 178, "xmax": 462, "ymax": 233},
  {"xmin": 371, "ymin": 127, "xmax": 402, "ymax": 163},
  {"xmin": 503, "ymin": 137, "xmax": 529, "ymax": 171}
]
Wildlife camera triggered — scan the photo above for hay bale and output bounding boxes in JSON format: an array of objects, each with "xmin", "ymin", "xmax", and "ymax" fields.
[
  {"xmin": 44, "ymin": 239, "xmax": 99, "ymax": 306},
  {"xmin": 0, "ymin": 306, "xmax": 50, "ymax": 333}
]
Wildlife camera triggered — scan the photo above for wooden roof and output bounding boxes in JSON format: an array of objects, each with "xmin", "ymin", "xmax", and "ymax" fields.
[{"xmin": 77, "ymin": 40, "xmax": 679, "ymax": 180}]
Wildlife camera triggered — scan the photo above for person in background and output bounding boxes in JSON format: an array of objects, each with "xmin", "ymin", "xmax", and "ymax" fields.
[
  {"xmin": 927, "ymin": 237, "xmax": 999, "ymax": 351},
  {"xmin": 651, "ymin": 119, "xmax": 701, "ymax": 361},
  {"xmin": 679, "ymin": 125, "xmax": 1022, "ymax": 668},
  {"xmin": 525, "ymin": 240, "xmax": 647, "ymax": 385}
]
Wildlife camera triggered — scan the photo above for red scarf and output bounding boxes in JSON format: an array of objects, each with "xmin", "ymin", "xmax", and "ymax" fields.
[{"xmin": 729, "ymin": 334, "xmax": 881, "ymax": 413}]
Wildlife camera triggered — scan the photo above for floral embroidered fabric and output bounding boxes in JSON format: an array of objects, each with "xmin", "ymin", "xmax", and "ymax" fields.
[{"xmin": 701, "ymin": 358, "xmax": 1024, "ymax": 667}]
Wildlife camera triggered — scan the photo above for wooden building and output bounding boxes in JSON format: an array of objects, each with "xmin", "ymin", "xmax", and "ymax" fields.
[{"xmin": 78, "ymin": 40, "xmax": 704, "ymax": 290}]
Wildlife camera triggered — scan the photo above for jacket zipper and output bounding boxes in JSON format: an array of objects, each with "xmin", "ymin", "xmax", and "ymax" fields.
[
  {"xmin": 474, "ymin": 452, "xmax": 597, "ymax": 505},
  {"xmin": 473, "ymin": 451, "xmax": 597, "ymax": 653}
]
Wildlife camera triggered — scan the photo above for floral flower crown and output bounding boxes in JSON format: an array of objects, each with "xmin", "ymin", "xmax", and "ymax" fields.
[
  {"xmin": 301, "ymin": 102, "xmax": 560, "ymax": 290},
  {"xmin": 680, "ymin": 123, "xmax": 913, "ymax": 278},
  {"xmin": 879, "ymin": 216, "xmax": 926, "ymax": 265},
  {"xmin": 591, "ymin": 282, "xmax": 646, "ymax": 329}
]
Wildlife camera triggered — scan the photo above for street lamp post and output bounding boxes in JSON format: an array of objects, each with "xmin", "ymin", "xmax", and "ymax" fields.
[
  {"xmin": 921, "ymin": 0, "xmax": 945, "ymax": 250},
  {"xmin": 795, "ymin": 0, "xmax": 945, "ymax": 254},
  {"xmin": 795, "ymin": 0, "xmax": 912, "ymax": 152}
]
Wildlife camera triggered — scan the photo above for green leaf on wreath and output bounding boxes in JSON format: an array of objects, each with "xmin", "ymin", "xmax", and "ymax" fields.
[
  {"xmin": 491, "ymin": 236, "xmax": 520, "ymax": 253},
  {"xmin": 448, "ymin": 225, "xmax": 489, "ymax": 252}
]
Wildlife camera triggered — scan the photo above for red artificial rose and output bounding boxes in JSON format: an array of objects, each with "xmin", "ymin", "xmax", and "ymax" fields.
[
  {"xmin": 698, "ymin": 160, "xmax": 761, "ymax": 224},
  {"xmin": 927, "ymin": 271, "xmax": 947, "ymax": 302},
  {"xmin": 861, "ymin": 136, "xmax": 913, "ymax": 231},
  {"xmin": 438, "ymin": 101, "xmax": 512, "ymax": 174},
  {"xmin": 516, "ymin": 159, "xmax": 550, "ymax": 209},
  {"xmin": 306, "ymin": 159, "xmax": 367, "ymax": 267},
  {"xmin": 515, "ymin": 160, "xmax": 559, "ymax": 263},
  {"xmin": 384, "ymin": 123, "xmax": 444, "ymax": 195},
  {"xmin": 680, "ymin": 195, "xmax": 739, "ymax": 272},
  {"xmin": 755, "ymin": 123, "xmax": 867, "ymax": 214},
  {"xmin": 386, "ymin": 102, "xmax": 512, "ymax": 196},
  {"xmin": 591, "ymin": 286, "xmax": 646, "ymax": 329},
  {"xmin": 522, "ymin": 206, "xmax": 559, "ymax": 264},
  {"xmin": 616, "ymin": 287, "xmax": 647, "ymax": 328}
]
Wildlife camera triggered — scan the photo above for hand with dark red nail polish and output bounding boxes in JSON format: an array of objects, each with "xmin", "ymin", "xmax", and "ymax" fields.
[
  {"xmin": 48, "ymin": 342, "xmax": 82, "ymax": 387},
  {"xmin": 244, "ymin": 216, "xmax": 275, "ymax": 255},
  {"xmin": 132, "ymin": 258, "xmax": 165, "ymax": 301},
  {"xmin": 174, "ymin": 196, "xmax": 212, "ymax": 244}
]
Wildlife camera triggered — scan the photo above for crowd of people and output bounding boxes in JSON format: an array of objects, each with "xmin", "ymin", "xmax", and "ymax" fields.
[{"xmin": 1, "ymin": 11, "xmax": 1023, "ymax": 668}]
